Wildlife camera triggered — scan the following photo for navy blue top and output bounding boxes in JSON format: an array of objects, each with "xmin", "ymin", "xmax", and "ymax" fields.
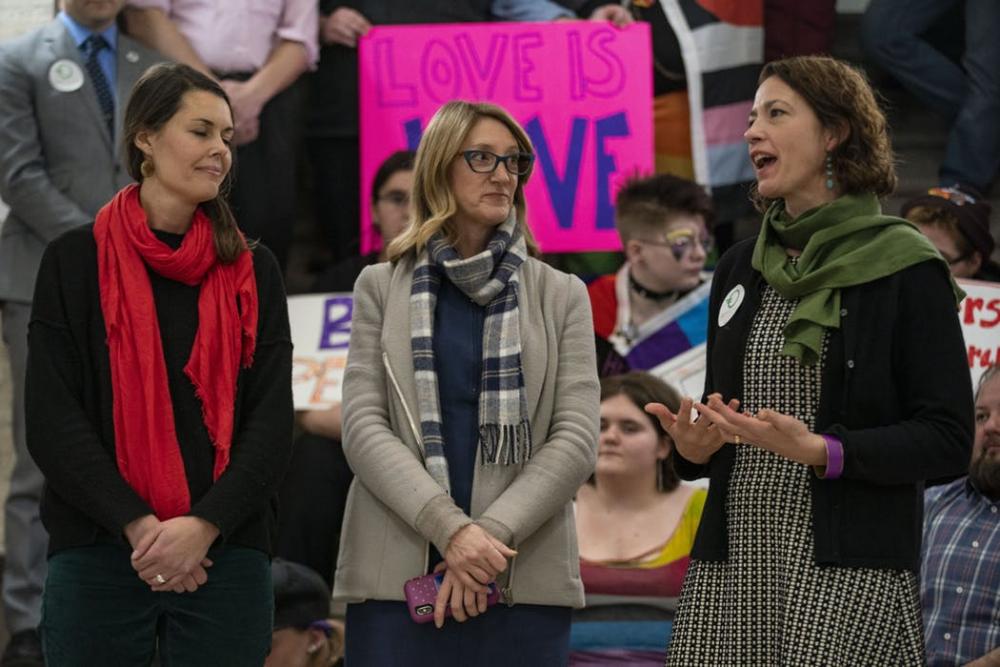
[{"xmin": 433, "ymin": 276, "xmax": 485, "ymax": 517}]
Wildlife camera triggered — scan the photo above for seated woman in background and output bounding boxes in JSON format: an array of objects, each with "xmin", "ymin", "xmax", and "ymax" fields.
[
  {"xmin": 571, "ymin": 372, "xmax": 706, "ymax": 666},
  {"xmin": 900, "ymin": 185, "xmax": 1000, "ymax": 282},
  {"xmin": 276, "ymin": 150, "xmax": 416, "ymax": 587}
]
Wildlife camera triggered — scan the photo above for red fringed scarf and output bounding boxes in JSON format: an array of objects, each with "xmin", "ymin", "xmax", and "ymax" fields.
[{"xmin": 94, "ymin": 184, "xmax": 258, "ymax": 519}]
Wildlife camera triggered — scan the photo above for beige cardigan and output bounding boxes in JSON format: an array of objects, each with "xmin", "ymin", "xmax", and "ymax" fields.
[{"xmin": 333, "ymin": 254, "xmax": 599, "ymax": 607}]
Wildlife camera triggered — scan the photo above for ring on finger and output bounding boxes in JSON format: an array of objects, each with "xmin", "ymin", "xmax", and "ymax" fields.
[
  {"xmin": 154, "ymin": 574, "xmax": 166, "ymax": 585},
  {"xmin": 733, "ymin": 434, "xmax": 742, "ymax": 445}
]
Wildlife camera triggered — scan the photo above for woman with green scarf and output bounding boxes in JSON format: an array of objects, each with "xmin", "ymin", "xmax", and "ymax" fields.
[{"xmin": 646, "ymin": 56, "xmax": 973, "ymax": 665}]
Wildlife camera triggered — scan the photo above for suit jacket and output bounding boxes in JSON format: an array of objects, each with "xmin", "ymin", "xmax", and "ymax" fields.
[
  {"xmin": 334, "ymin": 256, "xmax": 600, "ymax": 607},
  {"xmin": 0, "ymin": 18, "xmax": 160, "ymax": 304}
]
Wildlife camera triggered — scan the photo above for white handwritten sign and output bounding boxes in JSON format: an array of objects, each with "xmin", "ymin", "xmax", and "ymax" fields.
[
  {"xmin": 957, "ymin": 278, "xmax": 1000, "ymax": 390},
  {"xmin": 289, "ymin": 293, "xmax": 352, "ymax": 410}
]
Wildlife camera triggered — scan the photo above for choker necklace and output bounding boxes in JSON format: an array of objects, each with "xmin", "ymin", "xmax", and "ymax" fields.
[{"xmin": 629, "ymin": 271, "xmax": 678, "ymax": 301}]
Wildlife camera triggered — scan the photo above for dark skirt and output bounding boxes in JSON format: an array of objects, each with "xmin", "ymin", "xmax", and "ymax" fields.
[{"xmin": 345, "ymin": 600, "xmax": 571, "ymax": 666}]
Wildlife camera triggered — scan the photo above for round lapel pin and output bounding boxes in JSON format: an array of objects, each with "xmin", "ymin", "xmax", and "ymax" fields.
[
  {"xmin": 48, "ymin": 59, "xmax": 85, "ymax": 92},
  {"xmin": 125, "ymin": 50, "xmax": 140, "ymax": 64},
  {"xmin": 718, "ymin": 284, "xmax": 745, "ymax": 327}
]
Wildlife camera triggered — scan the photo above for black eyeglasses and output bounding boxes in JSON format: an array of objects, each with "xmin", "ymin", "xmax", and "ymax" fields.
[
  {"xmin": 460, "ymin": 150, "xmax": 535, "ymax": 176},
  {"xmin": 941, "ymin": 250, "xmax": 971, "ymax": 266}
]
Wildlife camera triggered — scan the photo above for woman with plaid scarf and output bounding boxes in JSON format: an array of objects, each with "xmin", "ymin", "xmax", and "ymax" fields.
[{"xmin": 333, "ymin": 101, "xmax": 600, "ymax": 665}]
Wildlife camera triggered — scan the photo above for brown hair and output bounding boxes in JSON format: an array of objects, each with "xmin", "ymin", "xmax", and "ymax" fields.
[
  {"xmin": 614, "ymin": 174, "xmax": 715, "ymax": 244},
  {"xmin": 976, "ymin": 365, "xmax": 1000, "ymax": 403},
  {"xmin": 751, "ymin": 56, "xmax": 897, "ymax": 212},
  {"xmin": 905, "ymin": 205, "xmax": 974, "ymax": 257},
  {"xmin": 123, "ymin": 63, "xmax": 246, "ymax": 263},
  {"xmin": 386, "ymin": 101, "xmax": 540, "ymax": 261},
  {"xmin": 599, "ymin": 372, "xmax": 682, "ymax": 493},
  {"xmin": 371, "ymin": 150, "xmax": 416, "ymax": 203}
]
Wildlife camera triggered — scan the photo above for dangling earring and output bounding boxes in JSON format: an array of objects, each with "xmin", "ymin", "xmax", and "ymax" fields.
[
  {"xmin": 655, "ymin": 460, "xmax": 664, "ymax": 492},
  {"xmin": 825, "ymin": 152, "xmax": 835, "ymax": 190},
  {"xmin": 141, "ymin": 158, "xmax": 155, "ymax": 179}
]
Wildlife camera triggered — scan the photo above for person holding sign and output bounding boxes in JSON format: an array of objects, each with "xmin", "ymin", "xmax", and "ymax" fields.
[
  {"xmin": 24, "ymin": 64, "xmax": 292, "ymax": 664},
  {"xmin": 647, "ymin": 55, "xmax": 973, "ymax": 664},
  {"xmin": 336, "ymin": 100, "xmax": 599, "ymax": 664}
]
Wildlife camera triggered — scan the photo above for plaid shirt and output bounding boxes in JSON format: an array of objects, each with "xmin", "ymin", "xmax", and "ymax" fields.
[{"xmin": 921, "ymin": 478, "xmax": 1000, "ymax": 666}]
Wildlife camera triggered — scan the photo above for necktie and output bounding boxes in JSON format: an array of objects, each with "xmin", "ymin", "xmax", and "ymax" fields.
[{"xmin": 83, "ymin": 34, "xmax": 114, "ymax": 138}]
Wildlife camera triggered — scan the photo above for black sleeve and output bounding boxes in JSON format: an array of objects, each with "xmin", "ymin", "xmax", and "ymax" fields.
[
  {"xmin": 25, "ymin": 238, "xmax": 154, "ymax": 536},
  {"xmin": 831, "ymin": 261, "xmax": 974, "ymax": 483},
  {"xmin": 189, "ymin": 246, "xmax": 294, "ymax": 538}
]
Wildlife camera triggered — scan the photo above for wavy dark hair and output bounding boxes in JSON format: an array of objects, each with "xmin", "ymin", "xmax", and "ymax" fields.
[
  {"xmin": 750, "ymin": 56, "xmax": 897, "ymax": 212},
  {"xmin": 123, "ymin": 63, "xmax": 246, "ymax": 262}
]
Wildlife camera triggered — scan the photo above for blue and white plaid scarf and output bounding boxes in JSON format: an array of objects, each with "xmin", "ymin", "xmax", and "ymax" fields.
[{"xmin": 410, "ymin": 214, "xmax": 532, "ymax": 494}]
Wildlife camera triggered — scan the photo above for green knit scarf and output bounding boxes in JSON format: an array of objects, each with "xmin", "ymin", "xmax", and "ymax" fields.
[{"xmin": 751, "ymin": 193, "xmax": 964, "ymax": 366}]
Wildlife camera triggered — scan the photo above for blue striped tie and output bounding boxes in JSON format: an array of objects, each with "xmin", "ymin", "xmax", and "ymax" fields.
[{"xmin": 82, "ymin": 34, "xmax": 114, "ymax": 138}]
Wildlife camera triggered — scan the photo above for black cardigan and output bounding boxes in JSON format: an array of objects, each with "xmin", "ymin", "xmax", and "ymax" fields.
[
  {"xmin": 680, "ymin": 238, "xmax": 974, "ymax": 571},
  {"xmin": 25, "ymin": 225, "xmax": 293, "ymax": 555}
]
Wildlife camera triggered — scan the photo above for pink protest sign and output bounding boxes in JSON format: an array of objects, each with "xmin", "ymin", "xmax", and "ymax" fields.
[{"xmin": 358, "ymin": 21, "xmax": 653, "ymax": 254}]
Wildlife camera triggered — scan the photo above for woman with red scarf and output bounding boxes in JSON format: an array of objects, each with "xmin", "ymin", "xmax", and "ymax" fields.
[{"xmin": 24, "ymin": 63, "xmax": 292, "ymax": 665}]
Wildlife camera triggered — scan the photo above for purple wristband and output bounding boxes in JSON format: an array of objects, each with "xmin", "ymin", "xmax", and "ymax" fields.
[{"xmin": 820, "ymin": 434, "xmax": 844, "ymax": 479}]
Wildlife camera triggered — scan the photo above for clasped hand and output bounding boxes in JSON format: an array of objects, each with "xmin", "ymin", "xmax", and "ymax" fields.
[
  {"xmin": 124, "ymin": 515, "xmax": 220, "ymax": 594},
  {"xmin": 646, "ymin": 393, "xmax": 826, "ymax": 467},
  {"xmin": 433, "ymin": 523, "xmax": 516, "ymax": 629}
]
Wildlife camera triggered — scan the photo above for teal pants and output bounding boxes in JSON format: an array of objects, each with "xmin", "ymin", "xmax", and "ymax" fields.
[{"xmin": 41, "ymin": 543, "xmax": 272, "ymax": 666}]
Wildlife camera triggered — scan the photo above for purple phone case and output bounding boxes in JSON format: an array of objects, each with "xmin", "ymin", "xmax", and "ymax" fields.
[{"xmin": 403, "ymin": 572, "xmax": 500, "ymax": 623}]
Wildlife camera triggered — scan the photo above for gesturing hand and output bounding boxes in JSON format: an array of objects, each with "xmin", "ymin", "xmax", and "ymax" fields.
[
  {"xmin": 131, "ymin": 516, "xmax": 220, "ymax": 594},
  {"xmin": 444, "ymin": 523, "xmax": 516, "ymax": 593},
  {"xmin": 432, "ymin": 562, "xmax": 490, "ymax": 629},
  {"xmin": 646, "ymin": 395, "xmax": 740, "ymax": 465},
  {"xmin": 698, "ymin": 394, "xmax": 827, "ymax": 467}
]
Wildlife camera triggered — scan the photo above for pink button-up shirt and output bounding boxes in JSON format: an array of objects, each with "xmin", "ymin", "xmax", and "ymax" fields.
[{"xmin": 127, "ymin": 0, "xmax": 318, "ymax": 73}]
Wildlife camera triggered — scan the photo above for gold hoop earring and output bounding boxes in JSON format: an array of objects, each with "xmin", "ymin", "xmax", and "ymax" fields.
[{"xmin": 141, "ymin": 159, "xmax": 154, "ymax": 179}]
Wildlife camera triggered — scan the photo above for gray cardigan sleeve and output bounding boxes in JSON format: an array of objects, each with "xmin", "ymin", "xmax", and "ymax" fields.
[
  {"xmin": 341, "ymin": 265, "xmax": 473, "ymax": 555},
  {"xmin": 477, "ymin": 274, "xmax": 599, "ymax": 546}
]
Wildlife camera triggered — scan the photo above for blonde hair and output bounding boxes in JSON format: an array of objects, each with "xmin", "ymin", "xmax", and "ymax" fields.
[{"xmin": 386, "ymin": 101, "xmax": 540, "ymax": 261}]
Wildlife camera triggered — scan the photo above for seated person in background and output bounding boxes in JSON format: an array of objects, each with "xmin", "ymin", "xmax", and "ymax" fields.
[
  {"xmin": 921, "ymin": 365, "xmax": 1000, "ymax": 667},
  {"xmin": 268, "ymin": 559, "xmax": 343, "ymax": 667},
  {"xmin": 902, "ymin": 186, "xmax": 1000, "ymax": 282},
  {"xmin": 588, "ymin": 175, "xmax": 714, "ymax": 374},
  {"xmin": 311, "ymin": 150, "xmax": 416, "ymax": 295},
  {"xmin": 572, "ymin": 372, "xmax": 706, "ymax": 666},
  {"xmin": 275, "ymin": 151, "xmax": 414, "ymax": 585}
]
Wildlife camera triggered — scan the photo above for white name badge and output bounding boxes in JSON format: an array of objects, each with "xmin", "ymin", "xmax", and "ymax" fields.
[
  {"xmin": 718, "ymin": 284, "xmax": 745, "ymax": 327},
  {"xmin": 49, "ymin": 59, "xmax": 84, "ymax": 93}
]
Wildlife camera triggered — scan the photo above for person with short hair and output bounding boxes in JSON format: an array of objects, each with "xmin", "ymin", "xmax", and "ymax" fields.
[
  {"xmin": 588, "ymin": 174, "xmax": 715, "ymax": 375},
  {"xmin": 268, "ymin": 559, "xmax": 342, "ymax": 667},
  {"xmin": 921, "ymin": 365, "xmax": 1000, "ymax": 667},
  {"xmin": 25, "ymin": 63, "xmax": 292, "ymax": 665},
  {"xmin": 336, "ymin": 100, "xmax": 599, "ymax": 665},
  {"xmin": 902, "ymin": 185, "xmax": 1000, "ymax": 282},
  {"xmin": 648, "ymin": 55, "xmax": 973, "ymax": 664}
]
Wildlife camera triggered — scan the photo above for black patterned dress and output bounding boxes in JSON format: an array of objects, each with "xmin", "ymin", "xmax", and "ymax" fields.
[{"xmin": 665, "ymin": 279, "xmax": 925, "ymax": 666}]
